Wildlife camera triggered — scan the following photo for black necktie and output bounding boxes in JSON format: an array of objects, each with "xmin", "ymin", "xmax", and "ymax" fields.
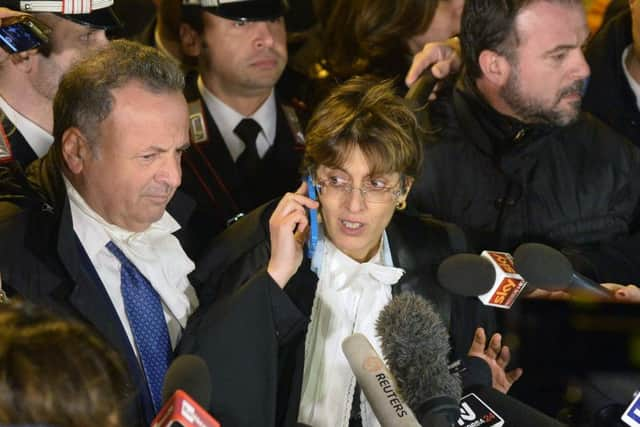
[{"xmin": 234, "ymin": 118, "xmax": 262, "ymax": 182}]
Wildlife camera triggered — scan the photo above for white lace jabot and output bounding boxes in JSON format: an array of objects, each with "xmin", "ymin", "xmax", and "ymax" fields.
[{"xmin": 298, "ymin": 230, "xmax": 404, "ymax": 427}]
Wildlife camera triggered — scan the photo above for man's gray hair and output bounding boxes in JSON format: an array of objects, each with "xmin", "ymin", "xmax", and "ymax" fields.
[{"xmin": 52, "ymin": 39, "xmax": 185, "ymax": 146}]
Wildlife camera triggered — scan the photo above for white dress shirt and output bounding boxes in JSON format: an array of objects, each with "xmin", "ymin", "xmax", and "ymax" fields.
[
  {"xmin": 0, "ymin": 94, "xmax": 53, "ymax": 158},
  {"xmin": 197, "ymin": 75, "xmax": 277, "ymax": 162},
  {"xmin": 65, "ymin": 178, "xmax": 199, "ymax": 352}
]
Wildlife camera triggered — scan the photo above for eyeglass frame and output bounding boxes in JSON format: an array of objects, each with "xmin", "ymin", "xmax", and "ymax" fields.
[{"xmin": 310, "ymin": 172, "xmax": 407, "ymax": 204}]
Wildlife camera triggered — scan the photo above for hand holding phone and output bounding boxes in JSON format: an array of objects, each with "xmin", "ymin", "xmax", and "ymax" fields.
[
  {"xmin": 267, "ymin": 181, "xmax": 320, "ymax": 288},
  {"xmin": 0, "ymin": 15, "xmax": 50, "ymax": 54}
]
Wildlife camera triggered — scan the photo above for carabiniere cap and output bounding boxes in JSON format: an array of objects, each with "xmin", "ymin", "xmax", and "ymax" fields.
[
  {"xmin": 182, "ymin": 0, "xmax": 286, "ymax": 22},
  {"xmin": 11, "ymin": 0, "xmax": 121, "ymax": 30}
]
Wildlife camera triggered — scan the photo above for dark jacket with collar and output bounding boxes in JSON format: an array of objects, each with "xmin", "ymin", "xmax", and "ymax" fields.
[
  {"xmin": 0, "ymin": 151, "xmax": 196, "ymax": 426},
  {"xmin": 179, "ymin": 74, "xmax": 304, "ymax": 258},
  {"xmin": 583, "ymin": 9, "xmax": 640, "ymax": 146},
  {"xmin": 178, "ymin": 199, "xmax": 495, "ymax": 427},
  {"xmin": 409, "ymin": 78, "xmax": 640, "ymax": 283}
]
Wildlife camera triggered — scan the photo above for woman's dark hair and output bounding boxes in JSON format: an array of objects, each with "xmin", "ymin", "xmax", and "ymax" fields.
[
  {"xmin": 314, "ymin": 0, "xmax": 440, "ymax": 79},
  {"xmin": 0, "ymin": 300, "xmax": 130, "ymax": 427},
  {"xmin": 303, "ymin": 75, "xmax": 423, "ymax": 182}
]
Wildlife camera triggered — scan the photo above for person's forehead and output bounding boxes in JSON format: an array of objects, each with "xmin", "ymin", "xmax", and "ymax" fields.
[
  {"xmin": 513, "ymin": 2, "xmax": 587, "ymax": 48},
  {"xmin": 35, "ymin": 12, "xmax": 94, "ymax": 35}
]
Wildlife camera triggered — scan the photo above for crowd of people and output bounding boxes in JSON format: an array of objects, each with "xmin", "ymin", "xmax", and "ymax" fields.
[{"xmin": 0, "ymin": 0, "xmax": 638, "ymax": 426}]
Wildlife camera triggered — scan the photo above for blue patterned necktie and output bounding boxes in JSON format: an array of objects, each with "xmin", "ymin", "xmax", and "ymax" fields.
[{"xmin": 106, "ymin": 241, "xmax": 172, "ymax": 413}]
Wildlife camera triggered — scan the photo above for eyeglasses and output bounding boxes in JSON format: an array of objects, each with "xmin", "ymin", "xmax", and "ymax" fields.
[{"xmin": 315, "ymin": 176, "xmax": 404, "ymax": 204}]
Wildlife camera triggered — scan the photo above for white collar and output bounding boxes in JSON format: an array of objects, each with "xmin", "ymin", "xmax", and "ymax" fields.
[
  {"xmin": 0, "ymin": 95, "xmax": 53, "ymax": 158},
  {"xmin": 197, "ymin": 75, "xmax": 277, "ymax": 161},
  {"xmin": 622, "ymin": 45, "xmax": 640, "ymax": 113},
  {"xmin": 64, "ymin": 176, "xmax": 197, "ymax": 330},
  {"xmin": 64, "ymin": 176, "xmax": 182, "ymax": 260}
]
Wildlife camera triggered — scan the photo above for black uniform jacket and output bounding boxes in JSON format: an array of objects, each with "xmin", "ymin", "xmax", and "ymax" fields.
[
  {"xmin": 179, "ymin": 74, "xmax": 304, "ymax": 257},
  {"xmin": 409, "ymin": 78, "xmax": 640, "ymax": 283},
  {"xmin": 584, "ymin": 9, "xmax": 640, "ymax": 146},
  {"xmin": 178, "ymin": 199, "xmax": 496, "ymax": 427},
  {"xmin": 0, "ymin": 151, "xmax": 195, "ymax": 426}
]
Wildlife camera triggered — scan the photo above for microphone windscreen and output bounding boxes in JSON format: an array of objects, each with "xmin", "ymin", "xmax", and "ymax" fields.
[
  {"xmin": 437, "ymin": 253, "xmax": 496, "ymax": 296},
  {"xmin": 464, "ymin": 385, "xmax": 566, "ymax": 427},
  {"xmin": 162, "ymin": 354, "xmax": 211, "ymax": 408},
  {"xmin": 513, "ymin": 243, "xmax": 573, "ymax": 290},
  {"xmin": 376, "ymin": 293, "xmax": 462, "ymax": 410}
]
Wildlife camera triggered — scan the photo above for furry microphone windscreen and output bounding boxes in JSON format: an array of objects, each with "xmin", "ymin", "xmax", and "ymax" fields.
[{"xmin": 375, "ymin": 292, "xmax": 462, "ymax": 409}]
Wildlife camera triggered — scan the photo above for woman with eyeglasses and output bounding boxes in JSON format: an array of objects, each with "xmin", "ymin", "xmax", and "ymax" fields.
[{"xmin": 181, "ymin": 76, "xmax": 512, "ymax": 427}]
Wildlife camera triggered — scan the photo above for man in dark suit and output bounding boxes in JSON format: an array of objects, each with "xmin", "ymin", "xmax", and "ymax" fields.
[
  {"xmin": 0, "ymin": 1, "xmax": 120, "ymax": 169},
  {"xmin": 178, "ymin": 0, "xmax": 305, "ymax": 256},
  {"xmin": 0, "ymin": 40, "xmax": 199, "ymax": 426}
]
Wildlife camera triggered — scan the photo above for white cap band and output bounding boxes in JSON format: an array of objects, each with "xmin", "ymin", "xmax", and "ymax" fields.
[
  {"xmin": 182, "ymin": 0, "xmax": 249, "ymax": 6},
  {"xmin": 18, "ymin": 0, "xmax": 113, "ymax": 14}
]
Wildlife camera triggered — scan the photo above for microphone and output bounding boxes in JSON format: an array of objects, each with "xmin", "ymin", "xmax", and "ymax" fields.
[
  {"xmin": 405, "ymin": 66, "xmax": 437, "ymax": 109},
  {"xmin": 621, "ymin": 391, "xmax": 640, "ymax": 426},
  {"xmin": 152, "ymin": 354, "xmax": 220, "ymax": 427},
  {"xmin": 437, "ymin": 253, "xmax": 495, "ymax": 296},
  {"xmin": 342, "ymin": 333, "xmax": 420, "ymax": 426},
  {"xmin": 460, "ymin": 385, "xmax": 566, "ymax": 427},
  {"xmin": 513, "ymin": 243, "xmax": 612, "ymax": 300},
  {"xmin": 376, "ymin": 293, "xmax": 462, "ymax": 426},
  {"xmin": 437, "ymin": 251, "xmax": 528, "ymax": 309}
]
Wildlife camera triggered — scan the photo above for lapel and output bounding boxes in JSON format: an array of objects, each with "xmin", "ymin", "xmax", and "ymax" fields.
[{"xmin": 185, "ymin": 97, "xmax": 253, "ymax": 212}]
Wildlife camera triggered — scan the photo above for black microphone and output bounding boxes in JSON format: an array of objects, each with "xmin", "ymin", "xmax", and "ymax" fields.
[
  {"xmin": 152, "ymin": 355, "xmax": 220, "ymax": 427},
  {"xmin": 376, "ymin": 292, "xmax": 461, "ymax": 426},
  {"xmin": 437, "ymin": 253, "xmax": 496, "ymax": 296},
  {"xmin": 513, "ymin": 243, "xmax": 613, "ymax": 299},
  {"xmin": 405, "ymin": 66, "xmax": 437, "ymax": 109},
  {"xmin": 460, "ymin": 385, "xmax": 567, "ymax": 427},
  {"xmin": 437, "ymin": 251, "xmax": 528, "ymax": 308}
]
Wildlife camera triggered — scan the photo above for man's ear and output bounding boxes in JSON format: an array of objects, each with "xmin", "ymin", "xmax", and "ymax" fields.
[
  {"xmin": 478, "ymin": 49, "xmax": 511, "ymax": 87},
  {"xmin": 179, "ymin": 23, "xmax": 202, "ymax": 57},
  {"xmin": 61, "ymin": 127, "xmax": 91, "ymax": 174}
]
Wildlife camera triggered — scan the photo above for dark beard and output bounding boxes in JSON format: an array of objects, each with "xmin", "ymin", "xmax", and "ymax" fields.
[{"xmin": 500, "ymin": 73, "xmax": 585, "ymax": 126}]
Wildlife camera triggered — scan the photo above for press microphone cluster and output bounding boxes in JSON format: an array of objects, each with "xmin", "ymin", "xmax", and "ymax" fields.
[
  {"xmin": 341, "ymin": 294, "xmax": 463, "ymax": 425},
  {"xmin": 152, "ymin": 354, "xmax": 220, "ymax": 427},
  {"xmin": 437, "ymin": 243, "xmax": 613, "ymax": 304},
  {"xmin": 373, "ymin": 293, "xmax": 565, "ymax": 426}
]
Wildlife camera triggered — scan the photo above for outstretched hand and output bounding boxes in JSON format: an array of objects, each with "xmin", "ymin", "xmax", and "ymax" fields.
[{"xmin": 467, "ymin": 327, "xmax": 523, "ymax": 394}]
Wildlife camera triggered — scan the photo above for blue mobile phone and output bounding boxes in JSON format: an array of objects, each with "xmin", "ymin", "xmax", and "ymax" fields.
[
  {"xmin": 0, "ymin": 16, "xmax": 50, "ymax": 54},
  {"xmin": 306, "ymin": 175, "xmax": 319, "ymax": 259}
]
